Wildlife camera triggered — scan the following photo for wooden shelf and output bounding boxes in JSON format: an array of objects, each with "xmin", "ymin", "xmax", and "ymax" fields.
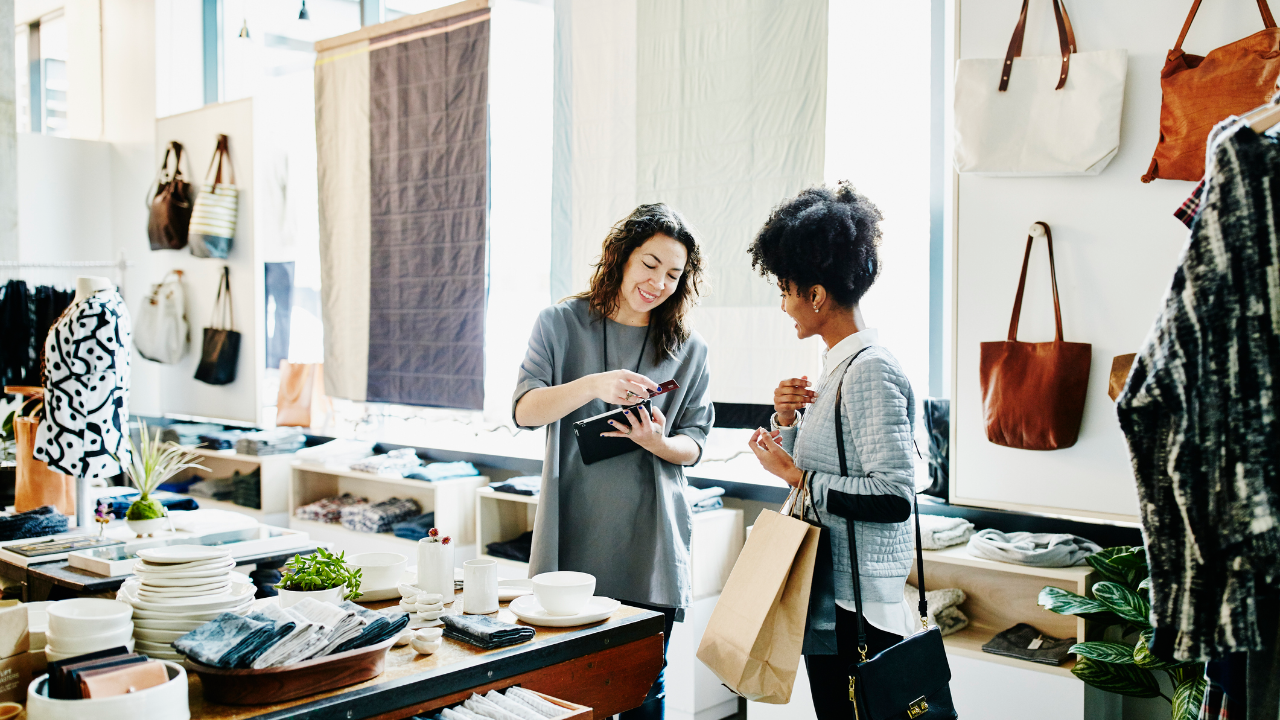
[
  {"xmin": 476, "ymin": 487, "xmax": 539, "ymax": 505},
  {"xmin": 921, "ymin": 546, "xmax": 1096, "ymax": 582},
  {"xmin": 289, "ymin": 517, "xmax": 425, "ymax": 553},
  {"xmin": 940, "ymin": 625, "xmax": 1078, "ymax": 678}
]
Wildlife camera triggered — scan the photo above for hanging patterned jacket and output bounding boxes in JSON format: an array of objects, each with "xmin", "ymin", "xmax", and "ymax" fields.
[{"xmin": 1117, "ymin": 123, "xmax": 1280, "ymax": 662}]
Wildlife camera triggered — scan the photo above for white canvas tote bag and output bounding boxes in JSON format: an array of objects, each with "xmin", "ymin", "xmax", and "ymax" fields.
[
  {"xmin": 954, "ymin": 0, "xmax": 1126, "ymax": 176},
  {"xmin": 188, "ymin": 134, "xmax": 238, "ymax": 258},
  {"xmin": 134, "ymin": 270, "xmax": 189, "ymax": 364}
]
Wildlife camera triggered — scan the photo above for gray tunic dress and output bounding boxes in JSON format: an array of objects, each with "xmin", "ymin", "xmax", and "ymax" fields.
[{"xmin": 513, "ymin": 298, "xmax": 714, "ymax": 611}]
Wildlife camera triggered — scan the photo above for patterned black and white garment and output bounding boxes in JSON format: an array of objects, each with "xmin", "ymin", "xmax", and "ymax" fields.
[{"xmin": 34, "ymin": 290, "xmax": 132, "ymax": 480}]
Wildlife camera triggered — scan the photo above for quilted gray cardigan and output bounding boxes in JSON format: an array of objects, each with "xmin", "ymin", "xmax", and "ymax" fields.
[{"xmin": 778, "ymin": 346, "xmax": 917, "ymax": 650}]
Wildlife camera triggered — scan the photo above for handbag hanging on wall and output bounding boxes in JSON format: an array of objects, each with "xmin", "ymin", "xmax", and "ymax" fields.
[
  {"xmin": 953, "ymin": 0, "xmax": 1127, "ymax": 176},
  {"xmin": 147, "ymin": 141, "xmax": 193, "ymax": 250},
  {"xmin": 1143, "ymin": 0, "xmax": 1280, "ymax": 182},
  {"xmin": 188, "ymin": 134, "xmax": 239, "ymax": 259},
  {"xmin": 980, "ymin": 222, "xmax": 1091, "ymax": 451},
  {"xmin": 195, "ymin": 266, "xmax": 241, "ymax": 385},
  {"xmin": 134, "ymin": 270, "xmax": 189, "ymax": 364}
]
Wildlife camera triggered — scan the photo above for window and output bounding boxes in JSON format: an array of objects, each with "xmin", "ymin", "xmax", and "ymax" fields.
[{"xmin": 14, "ymin": 12, "xmax": 70, "ymax": 136}]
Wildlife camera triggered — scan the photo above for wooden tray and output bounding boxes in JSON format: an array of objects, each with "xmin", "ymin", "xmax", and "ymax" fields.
[
  {"xmin": 185, "ymin": 636, "xmax": 398, "ymax": 705},
  {"xmin": 528, "ymin": 689, "xmax": 592, "ymax": 719}
]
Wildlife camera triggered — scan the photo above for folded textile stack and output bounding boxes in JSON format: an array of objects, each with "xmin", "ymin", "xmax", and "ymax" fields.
[
  {"xmin": 350, "ymin": 448, "xmax": 424, "ymax": 477},
  {"xmin": 392, "ymin": 512, "xmax": 436, "ymax": 541},
  {"xmin": 187, "ymin": 474, "xmax": 236, "ymax": 501},
  {"xmin": 230, "ymin": 469, "xmax": 262, "ymax": 509},
  {"xmin": 905, "ymin": 583, "xmax": 968, "ymax": 637},
  {"xmin": 159, "ymin": 422, "xmax": 225, "ymax": 446},
  {"xmin": 0, "ymin": 505, "xmax": 68, "ymax": 541},
  {"xmin": 104, "ymin": 492, "xmax": 198, "ymax": 518},
  {"xmin": 294, "ymin": 493, "xmax": 368, "ymax": 523},
  {"xmin": 250, "ymin": 603, "xmax": 326, "ymax": 668},
  {"xmin": 919, "ymin": 514, "xmax": 975, "ymax": 550},
  {"xmin": 441, "ymin": 614, "xmax": 535, "ymax": 650},
  {"xmin": 341, "ymin": 497, "xmax": 422, "ymax": 533},
  {"xmin": 333, "ymin": 602, "xmax": 410, "ymax": 653},
  {"xmin": 981, "ymin": 623, "xmax": 1075, "ymax": 666},
  {"xmin": 295, "ymin": 438, "xmax": 377, "ymax": 469},
  {"xmin": 488, "ymin": 476, "xmax": 540, "ymax": 496},
  {"xmin": 404, "ymin": 461, "xmax": 479, "ymax": 482},
  {"xmin": 419, "ymin": 687, "xmax": 572, "ymax": 720},
  {"xmin": 486, "ymin": 531, "xmax": 533, "ymax": 563},
  {"xmin": 199, "ymin": 429, "xmax": 247, "ymax": 450},
  {"xmin": 236, "ymin": 428, "xmax": 306, "ymax": 456},
  {"xmin": 157, "ymin": 474, "xmax": 202, "ymax": 493},
  {"xmin": 683, "ymin": 485, "xmax": 725, "ymax": 514},
  {"xmin": 967, "ymin": 529, "xmax": 1101, "ymax": 567}
]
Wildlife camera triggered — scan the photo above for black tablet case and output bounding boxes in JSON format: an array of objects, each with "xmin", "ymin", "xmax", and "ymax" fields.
[{"xmin": 573, "ymin": 399, "xmax": 651, "ymax": 465}]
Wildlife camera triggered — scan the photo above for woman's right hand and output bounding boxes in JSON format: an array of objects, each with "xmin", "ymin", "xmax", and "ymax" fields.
[
  {"xmin": 591, "ymin": 370, "xmax": 661, "ymax": 405},
  {"xmin": 773, "ymin": 376, "xmax": 815, "ymax": 427}
]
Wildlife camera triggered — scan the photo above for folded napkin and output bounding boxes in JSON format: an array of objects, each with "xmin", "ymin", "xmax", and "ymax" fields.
[
  {"xmin": 224, "ymin": 611, "xmax": 296, "ymax": 667},
  {"xmin": 291, "ymin": 597, "xmax": 367, "ymax": 658},
  {"xmin": 484, "ymin": 690, "xmax": 547, "ymax": 720},
  {"xmin": 441, "ymin": 614, "xmax": 535, "ymax": 650},
  {"xmin": 906, "ymin": 584, "xmax": 969, "ymax": 637},
  {"xmin": 350, "ymin": 448, "xmax": 424, "ymax": 477},
  {"xmin": 967, "ymin": 529, "xmax": 1101, "ymax": 567},
  {"xmin": 488, "ymin": 476, "xmax": 541, "ymax": 496},
  {"xmin": 175, "ymin": 612, "xmax": 278, "ymax": 668},
  {"xmin": 504, "ymin": 687, "xmax": 566, "ymax": 718},
  {"xmin": 465, "ymin": 693, "xmax": 525, "ymax": 720},
  {"xmin": 918, "ymin": 514, "xmax": 975, "ymax": 550},
  {"xmin": 405, "ymin": 461, "xmax": 479, "ymax": 482},
  {"xmin": 393, "ymin": 512, "xmax": 437, "ymax": 541},
  {"xmin": 333, "ymin": 603, "xmax": 410, "ymax": 653},
  {"xmin": 982, "ymin": 623, "xmax": 1075, "ymax": 666},
  {"xmin": 251, "ymin": 604, "xmax": 321, "ymax": 668}
]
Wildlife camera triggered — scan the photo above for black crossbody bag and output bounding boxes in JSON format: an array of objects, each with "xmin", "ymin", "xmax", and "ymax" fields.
[{"xmin": 830, "ymin": 368, "xmax": 958, "ymax": 720}]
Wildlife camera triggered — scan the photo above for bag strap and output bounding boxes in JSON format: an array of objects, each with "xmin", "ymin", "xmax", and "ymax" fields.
[
  {"xmin": 204, "ymin": 134, "xmax": 236, "ymax": 186},
  {"xmin": 210, "ymin": 266, "xmax": 234, "ymax": 331},
  {"xmin": 1175, "ymin": 0, "xmax": 1277, "ymax": 53},
  {"xmin": 1007, "ymin": 221, "xmax": 1064, "ymax": 343},
  {"xmin": 1000, "ymin": 0, "xmax": 1077, "ymax": 92}
]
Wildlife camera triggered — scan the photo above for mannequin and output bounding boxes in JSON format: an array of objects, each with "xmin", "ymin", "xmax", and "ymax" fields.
[{"xmin": 75, "ymin": 276, "xmax": 115, "ymax": 303}]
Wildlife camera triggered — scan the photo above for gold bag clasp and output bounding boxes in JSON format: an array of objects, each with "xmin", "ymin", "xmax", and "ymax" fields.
[{"xmin": 907, "ymin": 696, "xmax": 929, "ymax": 718}]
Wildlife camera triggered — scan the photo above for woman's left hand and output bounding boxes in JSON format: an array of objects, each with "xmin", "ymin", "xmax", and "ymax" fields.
[
  {"xmin": 749, "ymin": 428, "xmax": 804, "ymax": 487},
  {"xmin": 602, "ymin": 405, "xmax": 668, "ymax": 453}
]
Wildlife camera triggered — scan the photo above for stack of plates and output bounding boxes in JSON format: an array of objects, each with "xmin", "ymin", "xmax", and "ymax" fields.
[
  {"xmin": 118, "ymin": 546, "xmax": 255, "ymax": 661},
  {"xmin": 44, "ymin": 599, "xmax": 135, "ymax": 663}
]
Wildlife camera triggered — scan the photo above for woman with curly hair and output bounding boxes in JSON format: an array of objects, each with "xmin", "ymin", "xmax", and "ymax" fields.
[
  {"xmin": 513, "ymin": 203, "xmax": 714, "ymax": 720},
  {"xmin": 746, "ymin": 183, "xmax": 921, "ymax": 719}
]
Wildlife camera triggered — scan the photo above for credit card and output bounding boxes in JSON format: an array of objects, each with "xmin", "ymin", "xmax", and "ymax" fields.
[{"xmin": 647, "ymin": 380, "xmax": 680, "ymax": 398}]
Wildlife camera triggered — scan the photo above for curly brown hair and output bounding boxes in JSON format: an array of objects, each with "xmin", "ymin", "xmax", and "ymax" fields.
[{"xmin": 575, "ymin": 203, "xmax": 705, "ymax": 362}]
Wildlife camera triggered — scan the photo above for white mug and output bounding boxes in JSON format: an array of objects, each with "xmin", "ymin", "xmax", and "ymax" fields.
[{"xmin": 463, "ymin": 558, "xmax": 498, "ymax": 614}]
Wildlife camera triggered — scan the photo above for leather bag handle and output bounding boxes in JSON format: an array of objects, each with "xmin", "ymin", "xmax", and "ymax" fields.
[
  {"xmin": 210, "ymin": 266, "xmax": 235, "ymax": 331},
  {"xmin": 203, "ymin": 134, "xmax": 236, "ymax": 187},
  {"xmin": 1000, "ymin": 0, "xmax": 1077, "ymax": 92},
  {"xmin": 1008, "ymin": 221, "xmax": 1064, "ymax": 343},
  {"xmin": 1175, "ymin": 0, "xmax": 1277, "ymax": 52}
]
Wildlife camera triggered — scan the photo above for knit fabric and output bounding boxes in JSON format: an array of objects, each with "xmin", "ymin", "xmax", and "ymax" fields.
[
  {"xmin": 1117, "ymin": 123, "xmax": 1280, "ymax": 662},
  {"xmin": 294, "ymin": 493, "xmax": 368, "ymax": 524},
  {"xmin": 340, "ymin": 497, "xmax": 422, "ymax": 533}
]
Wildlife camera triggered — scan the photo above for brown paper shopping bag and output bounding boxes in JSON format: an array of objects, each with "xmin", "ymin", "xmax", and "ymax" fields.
[
  {"xmin": 696, "ymin": 507, "xmax": 822, "ymax": 704},
  {"xmin": 14, "ymin": 417, "xmax": 75, "ymax": 515}
]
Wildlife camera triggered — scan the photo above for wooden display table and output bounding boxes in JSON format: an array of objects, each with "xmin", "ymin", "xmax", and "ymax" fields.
[{"xmin": 188, "ymin": 601, "xmax": 665, "ymax": 720}]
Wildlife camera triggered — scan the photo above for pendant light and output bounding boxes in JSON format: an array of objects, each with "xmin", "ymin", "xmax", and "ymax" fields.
[
  {"xmin": 298, "ymin": 1, "xmax": 310, "ymax": 20},
  {"xmin": 238, "ymin": 18, "xmax": 250, "ymax": 39}
]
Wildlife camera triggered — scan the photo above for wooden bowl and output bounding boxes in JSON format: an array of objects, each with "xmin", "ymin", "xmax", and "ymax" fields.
[{"xmin": 184, "ymin": 636, "xmax": 397, "ymax": 705}]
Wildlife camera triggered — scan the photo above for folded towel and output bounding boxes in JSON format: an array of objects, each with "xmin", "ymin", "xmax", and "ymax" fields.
[
  {"xmin": 933, "ymin": 605, "xmax": 969, "ymax": 637},
  {"xmin": 918, "ymin": 514, "xmax": 975, "ymax": 550},
  {"xmin": 295, "ymin": 439, "xmax": 377, "ymax": 469},
  {"xmin": 486, "ymin": 531, "xmax": 533, "ymax": 563},
  {"xmin": 488, "ymin": 476, "xmax": 541, "ymax": 496},
  {"xmin": 905, "ymin": 584, "xmax": 969, "ymax": 637},
  {"xmin": 484, "ymin": 690, "xmax": 546, "ymax": 720},
  {"xmin": 341, "ymin": 497, "xmax": 423, "ymax": 533},
  {"xmin": 692, "ymin": 497, "xmax": 723, "ymax": 514},
  {"xmin": 441, "ymin": 614, "xmax": 535, "ymax": 650},
  {"xmin": 198, "ymin": 429, "xmax": 246, "ymax": 450},
  {"xmin": 350, "ymin": 448, "xmax": 424, "ymax": 477},
  {"xmin": 465, "ymin": 694, "xmax": 524, "ymax": 720},
  {"xmin": 294, "ymin": 493, "xmax": 368, "ymax": 524},
  {"xmin": 175, "ymin": 612, "xmax": 277, "ymax": 668},
  {"xmin": 405, "ymin": 461, "xmax": 479, "ymax": 482},
  {"xmin": 967, "ymin": 529, "xmax": 1101, "ymax": 567},
  {"xmin": 982, "ymin": 623, "xmax": 1075, "ymax": 666},
  {"xmin": 235, "ymin": 428, "xmax": 306, "ymax": 456},
  {"xmin": 504, "ymin": 687, "xmax": 566, "ymax": 718},
  {"xmin": 392, "ymin": 512, "xmax": 436, "ymax": 541},
  {"xmin": 683, "ymin": 485, "xmax": 725, "ymax": 506},
  {"xmin": 187, "ymin": 475, "xmax": 236, "ymax": 500}
]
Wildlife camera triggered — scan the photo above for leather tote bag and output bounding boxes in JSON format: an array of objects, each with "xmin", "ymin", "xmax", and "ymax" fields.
[
  {"xmin": 1143, "ymin": 0, "xmax": 1280, "ymax": 182},
  {"xmin": 954, "ymin": 0, "xmax": 1126, "ymax": 176},
  {"xmin": 195, "ymin": 266, "xmax": 241, "ymax": 386},
  {"xmin": 134, "ymin": 270, "xmax": 189, "ymax": 364},
  {"xmin": 980, "ymin": 222, "xmax": 1091, "ymax": 451},
  {"xmin": 188, "ymin": 134, "xmax": 239, "ymax": 259},
  {"xmin": 276, "ymin": 361, "xmax": 333, "ymax": 427},
  {"xmin": 147, "ymin": 141, "xmax": 193, "ymax": 250},
  {"xmin": 14, "ymin": 414, "xmax": 75, "ymax": 515}
]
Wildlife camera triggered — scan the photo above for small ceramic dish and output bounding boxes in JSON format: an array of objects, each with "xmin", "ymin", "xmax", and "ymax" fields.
[
  {"xmin": 136, "ymin": 546, "xmax": 232, "ymax": 564},
  {"xmin": 46, "ymin": 599, "xmax": 133, "ymax": 636},
  {"xmin": 508, "ymin": 595, "xmax": 620, "ymax": 628}
]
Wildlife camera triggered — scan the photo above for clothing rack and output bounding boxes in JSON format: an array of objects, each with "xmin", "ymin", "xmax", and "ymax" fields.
[{"xmin": 0, "ymin": 251, "xmax": 133, "ymax": 298}]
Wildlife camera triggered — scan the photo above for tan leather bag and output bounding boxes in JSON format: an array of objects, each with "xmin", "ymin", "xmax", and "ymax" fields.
[
  {"xmin": 14, "ymin": 416, "xmax": 75, "ymax": 515},
  {"xmin": 276, "ymin": 361, "xmax": 332, "ymax": 428},
  {"xmin": 1143, "ymin": 0, "xmax": 1280, "ymax": 182},
  {"xmin": 980, "ymin": 222, "xmax": 1091, "ymax": 451}
]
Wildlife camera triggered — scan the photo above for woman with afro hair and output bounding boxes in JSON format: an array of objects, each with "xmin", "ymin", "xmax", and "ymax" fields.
[{"xmin": 746, "ymin": 182, "xmax": 923, "ymax": 719}]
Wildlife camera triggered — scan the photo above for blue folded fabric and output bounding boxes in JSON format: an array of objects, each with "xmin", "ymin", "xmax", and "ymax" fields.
[
  {"xmin": 488, "ymin": 476, "xmax": 540, "ymax": 496},
  {"xmin": 174, "ymin": 612, "xmax": 277, "ymax": 668},
  {"xmin": 333, "ymin": 604, "xmax": 410, "ymax": 653},
  {"xmin": 229, "ymin": 612, "xmax": 297, "ymax": 667},
  {"xmin": 392, "ymin": 512, "xmax": 436, "ymax": 541},
  {"xmin": 404, "ymin": 461, "xmax": 479, "ymax": 482},
  {"xmin": 693, "ymin": 496, "xmax": 723, "ymax": 513},
  {"xmin": 441, "ymin": 614, "xmax": 534, "ymax": 650},
  {"xmin": 105, "ymin": 493, "xmax": 199, "ymax": 518}
]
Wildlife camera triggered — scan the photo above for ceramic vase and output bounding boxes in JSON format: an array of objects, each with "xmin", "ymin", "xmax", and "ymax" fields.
[
  {"xmin": 417, "ymin": 540, "xmax": 453, "ymax": 599},
  {"xmin": 462, "ymin": 558, "xmax": 498, "ymax": 614},
  {"xmin": 126, "ymin": 518, "xmax": 168, "ymax": 537}
]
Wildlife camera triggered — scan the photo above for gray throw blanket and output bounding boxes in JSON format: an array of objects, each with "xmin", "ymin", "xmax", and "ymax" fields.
[{"xmin": 966, "ymin": 529, "xmax": 1099, "ymax": 567}]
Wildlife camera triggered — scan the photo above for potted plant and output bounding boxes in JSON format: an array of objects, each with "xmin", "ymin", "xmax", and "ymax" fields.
[
  {"xmin": 121, "ymin": 421, "xmax": 207, "ymax": 537},
  {"xmin": 275, "ymin": 547, "xmax": 363, "ymax": 608},
  {"xmin": 1039, "ymin": 546, "xmax": 1205, "ymax": 720}
]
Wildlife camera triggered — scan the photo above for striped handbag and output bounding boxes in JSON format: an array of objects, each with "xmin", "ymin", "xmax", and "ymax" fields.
[{"xmin": 188, "ymin": 134, "xmax": 238, "ymax": 258}]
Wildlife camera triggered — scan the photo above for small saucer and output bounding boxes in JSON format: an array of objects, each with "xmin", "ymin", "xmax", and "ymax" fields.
[
  {"xmin": 497, "ymin": 579, "xmax": 533, "ymax": 602},
  {"xmin": 357, "ymin": 570, "xmax": 418, "ymax": 602},
  {"xmin": 508, "ymin": 595, "xmax": 620, "ymax": 627}
]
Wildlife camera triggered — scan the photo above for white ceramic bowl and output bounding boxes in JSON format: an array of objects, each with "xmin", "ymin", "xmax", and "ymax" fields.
[
  {"xmin": 44, "ymin": 637, "xmax": 135, "ymax": 664},
  {"xmin": 277, "ymin": 585, "xmax": 345, "ymax": 609},
  {"xmin": 26, "ymin": 660, "xmax": 188, "ymax": 720},
  {"xmin": 46, "ymin": 599, "xmax": 133, "ymax": 636},
  {"xmin": 531, "ymin": 571, "xmax": 596, "ymax": 616},
  {"xmin": 44, "ymin": 623, "xmax": 134, "ymax": 654},
  {"xmin": 347, "ymin": 552, "xmax": 408, "ymax": 592}
]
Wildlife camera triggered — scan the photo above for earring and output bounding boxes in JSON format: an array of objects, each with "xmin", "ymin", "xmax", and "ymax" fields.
[{"xmin": 813, "ymin": 305, "xmax": 819, "ymax": 313}]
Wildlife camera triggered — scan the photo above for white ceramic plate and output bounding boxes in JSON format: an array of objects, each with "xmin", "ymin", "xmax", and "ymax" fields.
[
  {"xmin": 132, "ymin": 618, "xmax": 206, "ymax": 632},
  {"xmin": 136, "ymin": 546, "xmax": 232, "ymax": 564},
  {"xmin": 134, "ymin": 628, "xmax": 187, "ymax": 643},
  {"xmin": 45, "ymin": 637, "xmax": 135, "ymax": 660},
  {"xmin": 134, "ymin": 569, "xmax": 233, "ymax": 586},
  {"xmin": 135, "ymin": 638, "xmax": 176, "ymax": 650},
  {"xmin": 508, "ymin": 595, "xmax": 621, "ymax": 627},
  {"xmin": 134, "ymin": 560, "xmax": 235, "ymax": 579},
  {"xmin": 497, "ymin": 579, "xmax": 534, "ymax": 601},
  {"xmin": 357, "ymin": 570, "xmax": 418, "ymax": 602},
  {"xmin": 136, "ymin": 580, "xmax": 231, "ymax": 595},
  {"xmin": 136, "ymin": 586, "xmax": 231, "ymax": 602},
  {"xmin": 124, "ymin": 583, "xmax": 255, "ymax": 612},
  {"xmin": 129, "ymin": 605, "xmax": 248, "ymax": 622}
]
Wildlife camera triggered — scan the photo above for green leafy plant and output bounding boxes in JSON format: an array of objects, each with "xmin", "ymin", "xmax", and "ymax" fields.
[
  {"xmin": 121, "ymin": 421, "xmax": 207, "ymax": 520},
  {"xmin": 275, "ymin": 548, "xmax": 363, "ymax": 600},
  {"xmin": 1039, "ymin": 546, "xmax": 1205, "ymax": 720}
]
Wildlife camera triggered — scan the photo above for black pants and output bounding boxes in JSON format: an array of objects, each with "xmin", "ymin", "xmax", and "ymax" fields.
[
  {"xmin": 617, "ymin": 601, "xmax": 678, "ymax": 720},
  {"xmin": 804, "ymin": 606, "xmax": 903, "ymax": 720}
]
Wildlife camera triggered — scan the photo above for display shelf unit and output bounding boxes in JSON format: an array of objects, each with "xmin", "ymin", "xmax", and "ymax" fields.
[
  {"xmin": 475, "ymin": 487, "xmax": 538, "ymax": 575},
  {"xmin": 171, "ymin": 448, "xmax": 297, "ymax": 527},
  {"xmin": 910, "ymin": 545, "xmax": 1096, "ymax": 678},
  {"xmin": 289, "ymin": 462, "xmax": 488, "ymax": 553}
]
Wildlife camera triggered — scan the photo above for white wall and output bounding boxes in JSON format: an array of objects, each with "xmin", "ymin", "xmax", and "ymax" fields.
[
  {"xmin": 15, "ymin": 134, "xmax": 113, "ymax": 275},
  {"xmin": 0, "ymin": 2, "xmax": 16, "ymax": 262},
  {"xmin": 951, "ymin": 0, "xmax": 1271, "ymax": 519}
]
